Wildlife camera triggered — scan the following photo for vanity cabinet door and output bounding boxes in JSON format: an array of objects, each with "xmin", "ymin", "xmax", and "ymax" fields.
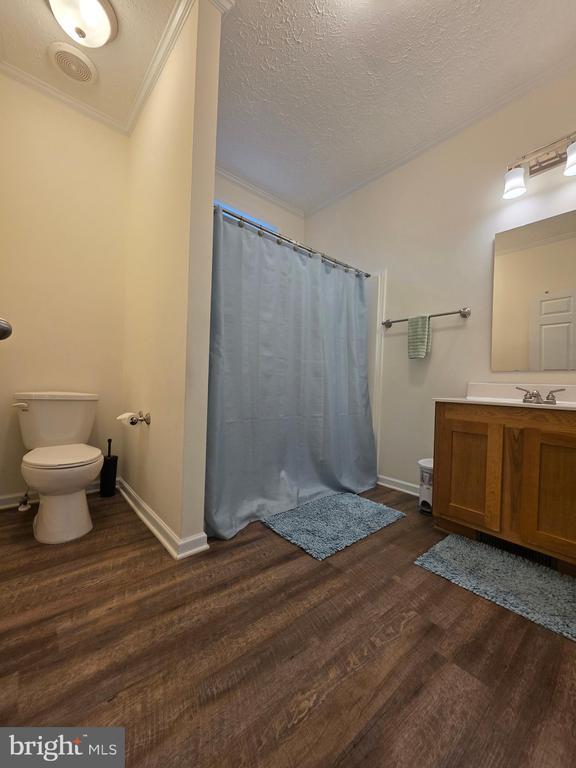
[
  {"xmin": 435, "ymin": 415, "xmax": 503, "ymax": 532},
  {"xmin": 520, "ymin": 429, "xmax": 576, "ymax": 559}
]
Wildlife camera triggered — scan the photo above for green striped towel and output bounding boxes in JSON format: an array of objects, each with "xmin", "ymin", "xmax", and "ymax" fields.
[{"xmin": 408, "ymin": 315, "xmax": 431, "ymax": 359}]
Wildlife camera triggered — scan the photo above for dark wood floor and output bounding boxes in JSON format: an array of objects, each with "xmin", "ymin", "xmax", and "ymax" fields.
[{"xmin": 1, "ymin": 487, "xmax": 575, "ymax": 767}]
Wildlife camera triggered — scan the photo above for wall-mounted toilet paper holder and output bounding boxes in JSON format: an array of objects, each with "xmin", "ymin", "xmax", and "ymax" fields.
[{"xmin": 117, "ymin": 411, "xmax": 151, "ymax": 426}]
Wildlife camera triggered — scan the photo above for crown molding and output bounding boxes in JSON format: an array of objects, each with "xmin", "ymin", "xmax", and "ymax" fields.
[
  {"xmin": 0, "ymin": 59, "xmax": 128, "ymax": 133},
  {"xmin": 208, "ymin": 0, "xmax": 235, "ymax": 13},
  {"xmin": 0, "ymin": 0, "xmax": 199, "ymax": 136},
  {"xmin": 125, "ymin": 0, "xmax": 197, "ymax": 133},
  {"xmin": 216, "ymin": 166, "xmax": 305, "ymax": 218}
]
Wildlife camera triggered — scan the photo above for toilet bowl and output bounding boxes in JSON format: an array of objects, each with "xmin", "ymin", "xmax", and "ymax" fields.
[
  {"xmin": 22, "ymin": 444, "xmax": 103, "ymax": 543},
  {"xmin": 13, "ymin": 391, "xmax": 102, "ymax": 544}
]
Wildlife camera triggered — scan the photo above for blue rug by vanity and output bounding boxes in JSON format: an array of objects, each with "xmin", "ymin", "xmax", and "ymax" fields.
[
  {"xmin": 416, "ymin": 535, "xmax": 576, "ymax": 642},
  {"xmin": 263, "ymin": 493, "xmax": 405, "ymax": 560}
]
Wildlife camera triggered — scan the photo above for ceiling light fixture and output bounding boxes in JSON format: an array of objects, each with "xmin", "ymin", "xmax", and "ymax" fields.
[
  {"xmin": 503, "ymin": 131, "xmax": 576, "ymax": 200},
  {"xmin": 48, "ymin": 0, "xmax": 118, "ymax": 48}
]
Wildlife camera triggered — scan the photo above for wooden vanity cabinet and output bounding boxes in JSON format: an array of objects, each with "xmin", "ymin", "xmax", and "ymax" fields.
[{"xmin": 433, "ymin": 401, "xmax": 576, "ymax": 566}]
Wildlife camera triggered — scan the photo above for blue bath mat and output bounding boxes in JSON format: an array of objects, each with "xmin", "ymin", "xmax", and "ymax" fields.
[
  {"xmin": 416, "ymin": 535, "xmax": 576, "ymax": 642},
  {"xmin": 263, "ymin": 493, "xmax": 405, "ymax": 560}
]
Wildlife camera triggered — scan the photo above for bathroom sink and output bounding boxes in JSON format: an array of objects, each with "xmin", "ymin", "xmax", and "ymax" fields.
[{"xmin": 435, "ymin": 382, "xmax": 576, "ymax": 409}]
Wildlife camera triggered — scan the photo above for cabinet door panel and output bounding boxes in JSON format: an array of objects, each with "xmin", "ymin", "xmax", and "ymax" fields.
[
  {"xmin": 435, "ymin": 416, "xmax": 503, "ymax": 531},
  {"xmin": 449, "ymin": 430, "xmax": 487, "ymax": 512},
  {"xmin": 521, "ymin": 430, "xmax": 576, "ymax": 558}
]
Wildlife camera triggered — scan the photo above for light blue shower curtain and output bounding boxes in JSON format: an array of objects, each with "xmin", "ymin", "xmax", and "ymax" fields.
[{"xmin": 204, "ymin": 207, "xmax": 377, "ymax": 539}]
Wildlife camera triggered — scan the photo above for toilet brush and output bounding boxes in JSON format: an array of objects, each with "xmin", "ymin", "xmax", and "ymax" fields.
[
  {"xmin": 100, "ymin": 438, "xmax": 118, "ymax": 497},
  {"xmin": 18, "ymin": 489, "xmax": 31, "ymax": 512}
]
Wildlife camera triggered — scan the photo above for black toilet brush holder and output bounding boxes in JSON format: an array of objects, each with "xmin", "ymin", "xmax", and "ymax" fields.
[{"xmin": 100, "ymin": 438, "xmax": 118, "ymax": 497}]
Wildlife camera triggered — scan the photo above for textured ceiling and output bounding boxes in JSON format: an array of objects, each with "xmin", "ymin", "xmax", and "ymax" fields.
[
  {"xmin": 0, "ymin": 0, "xmax": 181, "ymax": 130},
  {"xmin": 217, "ymin": 0, "xmax": 576, "ymax": 213}
]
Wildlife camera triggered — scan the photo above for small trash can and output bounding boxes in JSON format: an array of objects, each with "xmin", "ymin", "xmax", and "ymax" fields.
[{"xmin": 418, "ymin": 458, "xmax": 433, "ymax": 515}]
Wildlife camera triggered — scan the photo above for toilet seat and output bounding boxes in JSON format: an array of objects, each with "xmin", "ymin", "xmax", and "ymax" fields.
[{"xmin": 22, "ymin": 443, "xmax": 102, "ymax": 470}]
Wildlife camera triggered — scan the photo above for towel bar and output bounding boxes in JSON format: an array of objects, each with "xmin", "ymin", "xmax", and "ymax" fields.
[{"xmin": 383, "ymin": 307, "xmax": 471, "ymax": 329}]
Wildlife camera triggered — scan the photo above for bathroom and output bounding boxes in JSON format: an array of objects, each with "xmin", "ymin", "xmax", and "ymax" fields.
[{"xmin": 1, "ymin": 1, "xmax": 575, "ymax": 766}]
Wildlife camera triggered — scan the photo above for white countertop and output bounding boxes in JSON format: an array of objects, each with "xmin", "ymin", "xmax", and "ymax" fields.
[{"xmin": 434, "ymin": 382, "xmax": 576, "ymax": 411}]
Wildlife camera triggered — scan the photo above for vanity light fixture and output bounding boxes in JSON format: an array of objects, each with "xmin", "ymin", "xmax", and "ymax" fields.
[
  {"xmin": 503, "ymin": 130, "xmax": 576, "ymax": 200},
  {"xmin": 502, "ymin": 167, "xmax": 526, "ymax": 200},
  {"xmin": 48, "ymin": 0, "xmax": 118, "ymax": 48},
  {"xmin": 564, "ymin": 140, "xmax": 576, "ymax": 177}
]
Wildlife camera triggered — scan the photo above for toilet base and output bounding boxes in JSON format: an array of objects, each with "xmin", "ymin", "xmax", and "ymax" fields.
[{"xmin": 34, "ymin": 490, "xmax": 93, "ymax": 544}]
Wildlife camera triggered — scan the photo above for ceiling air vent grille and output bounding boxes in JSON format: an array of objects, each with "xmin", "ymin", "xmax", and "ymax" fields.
[{"xmin": 48, "ymin": 42, "xmax": 97, "ymax": 84}]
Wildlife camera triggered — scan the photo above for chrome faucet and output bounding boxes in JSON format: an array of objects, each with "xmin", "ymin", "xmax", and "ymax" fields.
[
  {"xmin": 515, "ymin": 387, "xmax": 545, "ymax": 404},
  {"xmin": 516, "ymin": 386, "xmax": 566, "ymax": 404}
]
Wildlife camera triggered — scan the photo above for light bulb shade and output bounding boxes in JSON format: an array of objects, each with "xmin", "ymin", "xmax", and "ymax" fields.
[
  {"xmin": 564, "ymin": 141, "xmax": 576, "ymax": 177},
  {"xmin": 48, "ymin": 0, "xmax": 118, "ymax": 48},
  {"xmin": 502, "ymin": 167, "xmax": 526, "ymax": 199}
]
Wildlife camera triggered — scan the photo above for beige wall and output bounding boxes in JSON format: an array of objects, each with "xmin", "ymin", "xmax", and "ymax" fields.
[
  {"xmin": 305, "ymin": 66, "xmax": 576, "ymax": 488},
  {"xmin": 215, "ymin": 172, "xmax": 305, "ymax": 241},
  {"xmin": 0, "ymin": 72, "xmax": 128, "ymax": 501}
]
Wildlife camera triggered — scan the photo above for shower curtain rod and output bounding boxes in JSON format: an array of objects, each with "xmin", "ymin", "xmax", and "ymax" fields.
[{"xmin": 216, "ymin": 206, "xmax": 371, "ymax": 277}]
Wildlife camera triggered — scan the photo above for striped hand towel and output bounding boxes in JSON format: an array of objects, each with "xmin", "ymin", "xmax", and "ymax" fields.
[{"xmin": 408, "ymin": 315, "xmax": 431, "ymax": 359}]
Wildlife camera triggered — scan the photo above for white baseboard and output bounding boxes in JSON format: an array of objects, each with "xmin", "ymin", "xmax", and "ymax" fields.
[
  {"xmin": 0, "ymin": 481, "xmax": 100, "ymax": 511},
  {"xmin": 117, "ymin": 477, "xmax": 209, "ymax": 560},
  {"xmin": 377, "ymin": 474, "xmax": 419, "ymax": 497}
]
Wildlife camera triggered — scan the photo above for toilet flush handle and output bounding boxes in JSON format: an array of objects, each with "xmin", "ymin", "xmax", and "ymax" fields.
[{"xmin": 12, "ymin": 402, "xmax": 29, "ymax": 412}]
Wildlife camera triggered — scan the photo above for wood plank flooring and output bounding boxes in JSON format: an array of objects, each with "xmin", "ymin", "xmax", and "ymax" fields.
[{"xmin": 1, "ymin": 486, "xmax": 574, "ymax": 767}]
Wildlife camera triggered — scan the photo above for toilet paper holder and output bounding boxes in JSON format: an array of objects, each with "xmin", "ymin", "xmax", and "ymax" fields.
[{"xmin": 117, "ymin": 411, "xmax": 151, "ymax": 426}]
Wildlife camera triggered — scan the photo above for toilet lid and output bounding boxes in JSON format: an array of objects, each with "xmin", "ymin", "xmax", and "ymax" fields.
[{"xmin": 23, "ymin": 444, "xmax": 103, "ymax": 469}]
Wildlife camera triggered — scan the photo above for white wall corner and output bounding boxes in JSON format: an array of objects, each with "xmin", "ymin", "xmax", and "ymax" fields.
[
  {"xmin": 215, "ymin": 167, "xmax": 305, "ymax": 218},
  {"xmin": 118, "ymin": 478, "xmax": 209, "ymax": 560},
  {"xmin": 208, "ymin": 0, "xmax": 235, "ymax": 13}
]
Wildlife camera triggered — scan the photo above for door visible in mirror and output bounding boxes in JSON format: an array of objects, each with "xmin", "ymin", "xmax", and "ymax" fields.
[{"xmin": 492, "ymin": 211, "xmax": 576, "ymax": 372}]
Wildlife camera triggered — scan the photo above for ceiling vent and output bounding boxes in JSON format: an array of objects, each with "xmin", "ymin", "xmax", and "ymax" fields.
[{"xmin": 48, "ymin": 42, "xmax": 97, "ymax": 84}]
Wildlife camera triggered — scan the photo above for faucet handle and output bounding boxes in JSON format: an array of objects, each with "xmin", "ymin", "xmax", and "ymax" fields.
[
  {"xmin": 515, "ymin": 386, "xmax": 533, "ymax": 402},
  {"xmin": 546, "ymin": 388, "xmax": 566, "ymax": 403}
]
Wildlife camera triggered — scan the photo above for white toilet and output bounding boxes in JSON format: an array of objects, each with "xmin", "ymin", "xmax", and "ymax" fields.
[{"xmin": 13, "ymin": 392, "xmax": 103, "ymax": 544}]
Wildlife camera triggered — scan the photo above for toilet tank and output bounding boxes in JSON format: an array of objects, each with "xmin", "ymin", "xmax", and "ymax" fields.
[{"xmin": 13, "ymin": 392, "xmax": 99, "ymax": 449}]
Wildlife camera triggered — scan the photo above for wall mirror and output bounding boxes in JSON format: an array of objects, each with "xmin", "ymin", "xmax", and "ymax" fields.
[{"xmin": 492, "ymin": 210, "xmax": 576, "ymax": 371}]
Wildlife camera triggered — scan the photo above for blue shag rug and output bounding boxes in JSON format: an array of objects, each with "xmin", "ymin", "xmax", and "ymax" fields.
[
  {"xmin": 263, "ymin": 492, "xmax": 405, "ymax": 560},
  {"xmin": 416, "ymin": 535, "xmax": 576, "ymax": 642}
]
